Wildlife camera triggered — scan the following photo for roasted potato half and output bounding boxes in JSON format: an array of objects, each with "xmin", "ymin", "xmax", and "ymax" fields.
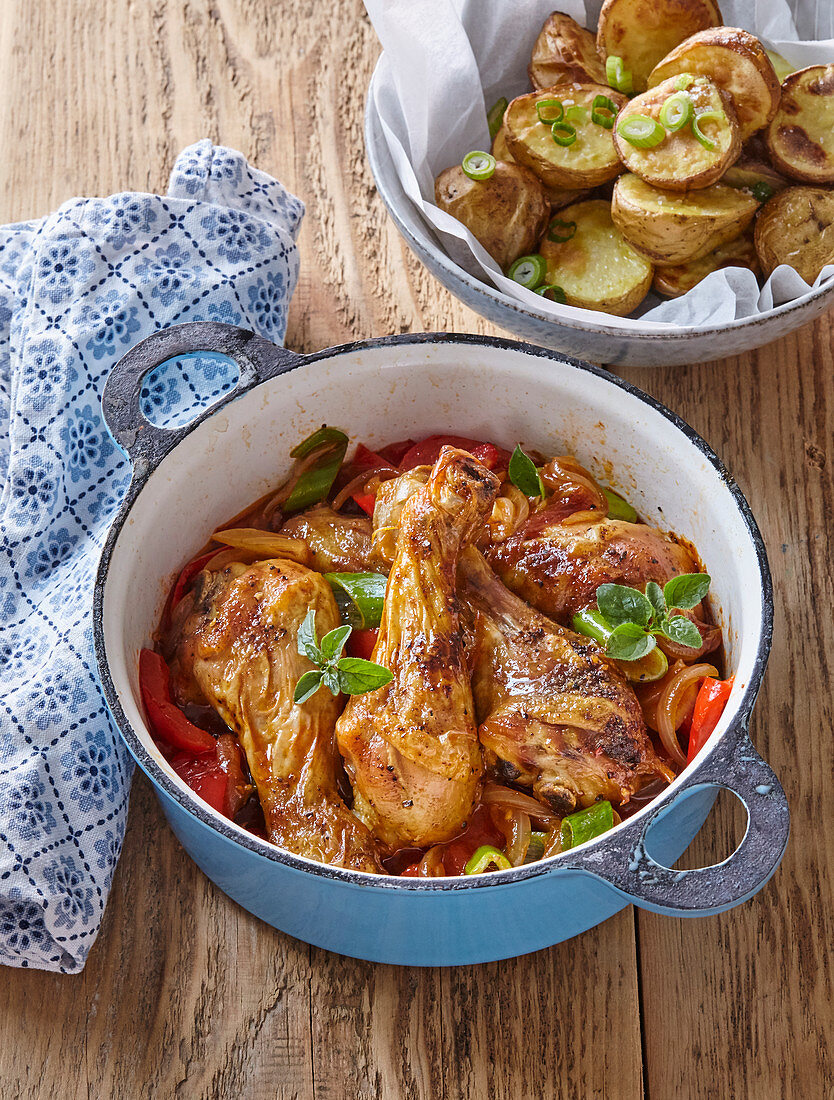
[
  {"xmin": 754, "ymin": 186, "xmax": 834, "ymax": 284},
  {"xmin": 653, "ymin": 232, "xmax": 759, "ymax": 296},
  {"xmin": 529, "ymin": 11, "xmax": 607, "ymax": 90},
  {"xmin": 434, "ymin": 161, "xmax": 551, "ymax": 269},
  {"xmin": 722, "ymin": 154, "xmax": 789, "ymax": 198},
  {"xmin": 648, "ymin": 27, "xmax": 780, "ymax": 141},
  {"xmin": 505, "ymin": 84, "xmax": 628, "ymax": 189},
  {"xmin": 766, "ymin": 65, "xmax": 834, "ymax": 184},
  {"xmin": 614, "ymin": 75, "xmax": 740, "ymax": 190},
  {"xmin": 492, "ymin": 123, "xmax": 590, "ymax": 210},
  {"xmin": 611, "ymin": 173, "xmax": 758, "ymax": 265},
  {"xmin": 539, "ymin": 198, "xmax": 653, "ymax": 315},
  {"xmin": 596, "ymin": 0, "xmax": 722, "ymax": 93}
]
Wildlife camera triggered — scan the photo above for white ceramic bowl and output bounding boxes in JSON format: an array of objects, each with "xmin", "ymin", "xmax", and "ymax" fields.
[{"xmin": 94, "ymin": 324, "xmax": 789, "ymax": 964}]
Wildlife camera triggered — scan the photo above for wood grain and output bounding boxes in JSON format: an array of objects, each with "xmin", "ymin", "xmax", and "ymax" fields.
[{"xmin": 0, "ymin": 2, "xmax": 830, "ymax": 1099}]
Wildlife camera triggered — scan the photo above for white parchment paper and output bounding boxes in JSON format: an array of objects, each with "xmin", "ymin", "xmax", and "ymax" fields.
[{"xmin": 365, "ymin": 0, "xmax": 834, "ymax": 330}]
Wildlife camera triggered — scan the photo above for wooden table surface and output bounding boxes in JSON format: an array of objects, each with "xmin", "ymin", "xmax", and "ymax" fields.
[{"xmin": 1, "ymin": 3, "xmax": 831, "ymax": 1098}]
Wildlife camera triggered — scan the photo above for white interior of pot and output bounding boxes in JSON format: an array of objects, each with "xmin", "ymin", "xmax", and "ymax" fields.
[{"xmin": 101, "ymin": 340, "xmax": 765, "ymax": 853}]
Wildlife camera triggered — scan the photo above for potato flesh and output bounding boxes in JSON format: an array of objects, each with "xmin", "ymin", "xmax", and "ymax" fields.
[
  {"xmin": 612, "ymin": 174, "xmax": 758, "ymax": 265},
  {"xmin": 529, "ymin": 12, "xmax": 607, "ymax": 90},
  {"xmin": 596, "ymin": 0, "xmax": 722, "ymax": 92},
  {"xmin": 647, "ymin": 28, "xmax": 781, "ymax": 141},
  {"xmin": 767, "ymin": 65, "xmax": 834, "ymax": 184},
  {"xmin": 539, "ymin": 199, "xmax": 652, "ymax": 314},
  {"xmin": 653, "ymin": 233, "xmax": 759, "ymax": 296},
  {"xmin": 754, "ymin": 187, "xmax": 834, "ymax": 283},
  {"xmin": 614, "ymin": 77, "xmax": 740, "ymax": 190},
  {"xmin": 505, "ymin": 85, "xmax": 626, "ymax": 189}
]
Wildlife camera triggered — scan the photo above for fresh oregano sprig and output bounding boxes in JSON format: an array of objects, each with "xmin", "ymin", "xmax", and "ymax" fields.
[
  {"xmin": 508, "ymin": 444, "xmax": 545, "ymax": 499},
  {"xmin": 596, "ymin": 573, "xmax": 711, "ymax": 661},
  {"xmin": 294, "ymin": 608, "xmax": 393, "ymax": 704}
]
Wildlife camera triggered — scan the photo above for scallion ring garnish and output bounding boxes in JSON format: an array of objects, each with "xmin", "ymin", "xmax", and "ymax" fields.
[
  {"xmin": 659, "ymin": 91, "xmax": 693, "ymax": 132},
  {"xmin": 752, "ymin": 180, "xmax": 774, "ymax": 203},
  {"xmin": 507, "ymin": 253, "xmax": 547, "ymax": 289},
  {"xmin": 464, "ymin": 845, "xmax": 512, "ymax": 874},
  {"xmin": 591, "ymin": 94, "xmax": 617, "ymax": 129},
  {"xmin": 561, "ymin": 801, "xmax": 615, "ymax": 850},
  {"xmin": 565, "ymin": 104, "xmax": 589, "ymax": 124},
  {"xmin": 605, "ymin": 55, "xmax": 633, "ymax": 95},
  {"xmin": 674, "ymin": 73, "xmax": 696, "ymax": 91},
  {"xmin": 536, "ymin": 98, "xmax": 564, "ymax": 124},
  {"xmin": 535, "ymin": 284, "xmax": 567, "ymax": 303},
  {"xmin": 691, "ymin": 110, "xmax": 724, "ymax": 151},
  {"xmin": 487, "ymin": 96, "xmax": 508, "ymax": 140},
  {"xmin": 546, "ymin": 217, "xmax": 577, "ymax": 243},
  {"xmin": 551, "ymin": 120, "xmax": 577, "ymax": 146},
  {"xmin": 617, "ymin": 114, "xmax": 665, "ymax": 148},
  {"xmin": 461, "ymin": 150, "xmax": 497, "ymax": 180}
]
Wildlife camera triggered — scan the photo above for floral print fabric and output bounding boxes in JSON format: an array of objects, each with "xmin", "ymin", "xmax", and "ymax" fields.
[{"xmin": 0, "ymin": 140, "xmax": 303, "ymax": 972}]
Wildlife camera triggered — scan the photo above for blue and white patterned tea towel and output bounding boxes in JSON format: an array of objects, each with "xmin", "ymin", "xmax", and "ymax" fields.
[{"xmin": 0, "ymin": 140, "xmax": 303, "ymax": 973}]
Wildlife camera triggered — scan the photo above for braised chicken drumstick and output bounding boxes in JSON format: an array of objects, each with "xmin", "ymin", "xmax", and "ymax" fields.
[
  {"xmin": 167, "ymin": 558, "xmax": 380, "ymax": 872},
  {"xmin": 336, "ymin": 448, "xmax": 501, "ymax": 849}
]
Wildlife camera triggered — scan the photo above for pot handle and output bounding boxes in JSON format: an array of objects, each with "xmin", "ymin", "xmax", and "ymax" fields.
[
  {"xmin": 102, "ymin": 322, "xmax": 303, "ymax": 467},
  {"xmin": 558, "ymin": 718, "xmax": 789, "ymax": 916}
]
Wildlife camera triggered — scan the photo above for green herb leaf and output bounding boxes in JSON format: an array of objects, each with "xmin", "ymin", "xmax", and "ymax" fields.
[
  {"xmin": 645, "ymin": 581, "xmax": 667, "ymax": 618},
  {"xmin": 293, "ymin": 670, "xmax": 323, "ymax": 704},
  {"xmin": 597, "ymin": 583, "xmax": 653, "ymax": 628},
  {"xmin": 602, "ymin": 486, "xmax": 637, "ymax": 522},
  {"xmin": 297, "ymin": 608, "xmax": 323, "ymax": 663},
  {"xmin": 508, "ymin": 444, "xmax": 545, "ymax": 499},
  {"xmin": 663, "ymin": 572, "xmax": 711, "ymax": 610},
  {"xmin": 337, "ymin": 657, "xmax": 394, "ymax": 695},
  {"xmin": 321, "ymin": 666, "xmax": 342, "ymax": 696},
  {"xmin": 320, "ymin": 623, "xmax": 352, "ymax": 662},
  {"xmin": 605, "ymin": 623, "xmax": 656, "ymax": 662},
  {"xmin": 661, "ymin": 614, "xmax": 703, "ymax": 649}
]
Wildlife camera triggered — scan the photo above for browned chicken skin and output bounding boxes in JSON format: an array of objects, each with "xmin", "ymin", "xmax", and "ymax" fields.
[
  {"xmin": 336, "ymin": 448, "xmax": 501, "ymax": 849},
  {"xmin": 461, "ymin": 548, "xmax": 673, "ymax": 813},
  {"xmin": 280, "ymin": 504, "xmax": 375, "ymax": 573},
  {"xmin": 166, "ymin": 558, "xmax": 380, "ymax": 872}
]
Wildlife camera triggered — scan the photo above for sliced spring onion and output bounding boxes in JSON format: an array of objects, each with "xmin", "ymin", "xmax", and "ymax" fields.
[
  {"xmin": 487, "ymin": 96, "xmax": 508, "ymax": 139},
  {"xmin": 524, "ymin": 831, "xmax": 548, "ymax": 863},
  {"xmin": 461, "ymin": 150, "xmax": 497, "ymax": 180},
  {"xmin": 752, "ymin": 181, "xmax": 774, "ymax": 203},
  {"xmin": 571, "ymin": 608, "xmax": 669, "ymax": 682},
  {"xmin": 325, "ymin": 572, "xmax": 387, "ymax": 630},
  {"xmin": 659, "ymin": 91, "xmax": 693, "ymax": 132},
  {"xmin": 617, "ymin": 114, "xmax": 665, "ymax": 148},
  {"xmin": 547, "ymin": 217, "xmax": 577, "ymax": 243},
  {"xmin": 591, "ymin": 94, "xmax": 617, "ymax": 130},
  {"xmin": 284, "ymin": 427, "xmax": 349, "ymax": 513},
  {"xmin": 565, "ymin": 104, "xmax": 589, "ymax": 124},
  {"xmin": 507, "ymin": 253, "xmax": 546, "ymax": 289},
  {"xmin": 602, "ymin": 486, "xmax": 637, "ymax": 522},
  {"xmin": 606, "ymin": 55, "xmax": 633, "ymax": 95},
  {"xmin": 572, "ymin": 607, "xmax": 612, "ymax": 647},
  {"xmin": 536, "ymin": 98, "xmax": 564, "ymax": 124},
  {"xmin": 561, "ymin": 801, "xmax": 614, "ymax": 850},
  {"xmin": 535, "ymin": 284, "xmax": 567, "ymax": 303},
  {"xmin": 692, "ymin": 110, "xmax": 724, "ymax": 151},
  {"xmin": 551, "ymin": 120, "xmax": 577, "ymax": 146},
  {"xmin": 674, "ymin": 73, "xmax": 695, "ymax": 91},
  {"xmin": 464, "ymin": 845, "xmax": 512, "ymax": 874}
]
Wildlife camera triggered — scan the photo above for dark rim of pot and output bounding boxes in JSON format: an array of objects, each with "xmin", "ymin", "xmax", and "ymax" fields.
[{"xmin": 93, "ymin": 331, "xmax": 774, "ymax": 891}]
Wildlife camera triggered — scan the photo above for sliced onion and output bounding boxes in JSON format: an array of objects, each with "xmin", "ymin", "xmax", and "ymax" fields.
[
  {"xmin": 542, "ymin": 456, "xmax": 608, "ymax": 513},
  {"xmin": 561, "ymin": 508, "xmax": 605, "ymax": 527},
  {"xmin": 211, "ymin": 528, "xmax": 311, "ymax": 564},
  {"xmin": 482, "ymin": 783, "xmax": 559, "ymax": 826},
  {"xmin": 505, "ymin": 811, "xmax": 531, "ymax": 867},
  {"xmin": 331, "ymin": 466, "xmax": 396, "ymax": 512},
  {"xmin": 656, "ymin": 662, "xmax": 719, "ymax": 767},
  {"xmin": 418, "ymin": 845, "xmax": 446, "ymax": 877}
]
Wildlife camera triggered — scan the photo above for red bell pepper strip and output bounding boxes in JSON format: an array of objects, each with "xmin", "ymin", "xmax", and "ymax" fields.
[
  {"xmin": 171, "ymin": 751, "xmax": 228, "ymax": 814},
  {"xmin": 346, "ymin": 628, "xmax": 379, "ymax": 661},
  {"xmin": 353, "ymin": 493, "xmax": 377, "ymax": 516},
  {"xmin": 378, "ymin": 438, "xmax": 416, "ymax": 465},
  {"xmin": 687, "ymin": 676, "xmax": 734, "ymax": 763},
  {"xmin": 139, "ymin": 649, "xmax": 216, "ymax": 755},
  {"xmin": 399, "ymin": 435, "xmax": 511, "ymax": 471}
]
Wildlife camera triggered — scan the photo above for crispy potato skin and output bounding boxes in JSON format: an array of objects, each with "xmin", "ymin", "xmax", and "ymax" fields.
[
  {"xmin": 766, "ymin": 65, "xmax": 834, "ymax": 184},
  {"xmin": 505, "ymin": 84, "xmax": 628, "ymax": 189},
  {"xmin": 653, "ymin": 232, "xmax": 759, "ymax": 295},
  {"xmin": 614, "ymin": 76, "xmax": 740, "ymax": 190},
  {"xmin": 596, "ymin": 0, "xmax": 723, "ymax": 93},
  {"xmin": 754, "ymin": 186, "xmax": 834, "ymax": 283},
  {"xmin": 492, "ymin": 123, "xmax": 590, "ymax": 210},
  {"xmin": 611, "ymin": 173, "xmax": 757, "ymax": 265},
  {"xmin": 648, "ymin": 27, "xmax": 780, "ymax": 141},
  {"xmin": 529, "ymin": 11, "xmax": 607, "ymax": 90},
  {"xmin": 434, "ymin": 161, "xmax": 551, "ymax": 269},
  {"xmin": 538, "ymin": 198, "xmax": 653, "ymax": 314}
]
